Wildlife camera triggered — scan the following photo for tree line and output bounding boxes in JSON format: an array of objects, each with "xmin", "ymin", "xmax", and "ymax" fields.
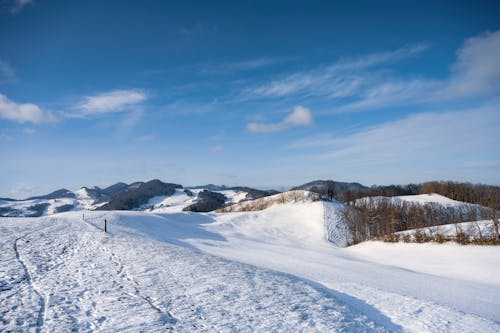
[{"xmin": 336, "ymin": 181, "xmax": 500, "ymax": 245}]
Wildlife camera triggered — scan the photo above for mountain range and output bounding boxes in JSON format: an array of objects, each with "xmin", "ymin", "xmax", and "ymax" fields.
[{"xmin": 0, "ymin": 179, "xmax": 365, "ymax": 217}]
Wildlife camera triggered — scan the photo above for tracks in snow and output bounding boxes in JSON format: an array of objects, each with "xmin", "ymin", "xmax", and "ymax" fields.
[
  {"xmin": 13, "ymin": 235, "xmax": 47, "ymax": 333},
  {"xmin": 99, "ymin": 241, "xmax": 178, "ymax": 326},
  {"xmin": 80, "ymin": 217, "xmax": 178, "ymax": 328}
]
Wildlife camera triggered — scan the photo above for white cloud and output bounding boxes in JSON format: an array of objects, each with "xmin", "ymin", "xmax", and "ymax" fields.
[
  {"xmin": 247, "ymin": 105, "xmax": 314, "ymax": 133},
  {"xmin": 10, "ymin": 0, "xmax": 33, "ymax": 14},
  {"xmin": 246, "ymin": 44, "xmax": 428, "ymax": 98},
  {"xmin": 446, "ymin": 30, "xmax": 500, "ymax": 97},
  {"xmin": 293, "ymin": 106, "xmax": 500, "ymax": 166},
  {"xmin": 0, "ymin": 93, "xmax": 57, "ymax": 123},
  {"xmin": 76, "ymin": 89, "xmax": 147, "ymax": 115},
  {"xmin": 284, "ymin": 105, "xmax": 314, "ymax": 126},
  {"xmin": 340, "ymin": 30, "xmax": 500, "ymax": 112},
  {"xmin": 336, "ymin": 78, "xmax": 442, "ymax": 113},
  {"xmin": 331, "ymin": 43, "xmax": 429, "ymax": 71},
  {"xmin": 245, "ymin": 30, "xmax": 500, "ymax": 115}
]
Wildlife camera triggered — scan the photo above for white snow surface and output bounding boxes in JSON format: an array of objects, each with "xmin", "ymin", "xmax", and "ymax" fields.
[
  {"xmin": 0, "ymin": 197, "xmax": 78, "ymax": 216},
  {"xmin": 1, "ymin": 212, "xmax": 385, "ymax": 332},
  {"xmin": 217, "ymin": 190, "xmax": 248, "ymax": 204},
  {"xmin": 355, "ymin": 193, "xmax": 471, "ymax": 208},
  {"xmin": 145, "ymin": 189, "xmax": 196, "ymax": 213},
  {"xmin": 396, "ymin": 193, "xmax": 465, "ymax": 206},
  {"xmin": 396, "ymin": 219, "xmax": 497, "ymax": 240},
  {"xmin": 1, "ymin": 200, "xmax": 499, "ymax": 332},
  {"xmin": 75, "ymin": 188, "xmax": 96, "ymax": 210}
]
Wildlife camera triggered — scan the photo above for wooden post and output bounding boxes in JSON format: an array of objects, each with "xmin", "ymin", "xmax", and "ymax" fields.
[{"xmin": 104, "ymin": 219, "xmax": 107, "ymax": 233}]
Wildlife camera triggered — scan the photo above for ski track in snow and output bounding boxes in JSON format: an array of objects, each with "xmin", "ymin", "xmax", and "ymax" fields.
[
  {"xmin": 80, "ymin": 217, "xmax": 178, "ymax": 328},
  {"xmin": 1, "ymin": 215, "xmax": 389, "ymax": 332},
  {"xmin": 13, "ymin": 234, "xmax": 47, "ymax": 333}
]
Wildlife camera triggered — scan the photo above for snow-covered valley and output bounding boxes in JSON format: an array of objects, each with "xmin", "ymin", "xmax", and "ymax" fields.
[{"xmin": 1, "ymin": 199, "xmax": 499, "ymax": 332}]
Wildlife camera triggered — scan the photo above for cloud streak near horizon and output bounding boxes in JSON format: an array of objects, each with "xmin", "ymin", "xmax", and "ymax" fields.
[{"xmin": 292, "ymin": 106, "xmax": 500, "ymax": 166}]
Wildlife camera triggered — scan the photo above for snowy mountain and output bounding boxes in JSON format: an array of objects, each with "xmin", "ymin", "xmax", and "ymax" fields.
[
  {"xmin": 95, "ymin": 179, "xmax": 183, "ymax": 210},
  {"xmin": 0, "ymin": 180, "xmax": 280, "ymax": 217}
]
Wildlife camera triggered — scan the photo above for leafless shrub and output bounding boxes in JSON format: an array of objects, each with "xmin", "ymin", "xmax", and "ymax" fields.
[
  {"xmin": 433, "ymin": 232, "xmax": 446, "ymax": 243},
  {"xmin": 401, "ymin": 234, "xmax": 412, "ymax": 243},
  {"xmin": 414, "ymin": 229, "xmax": 426, "ymax": 243},
  {"xmin": 455, "ymin": 225, "xmax": 468, "ymax": 245},
  {"xmin": 383, "ymin": 233, "xmax": 398, "ymax": 243}
]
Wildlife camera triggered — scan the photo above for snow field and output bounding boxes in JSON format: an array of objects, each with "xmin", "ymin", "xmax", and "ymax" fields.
[
  {"xmin": 1, "ymin": 198, "xmax": 499, "ymax": 332},
  {"xmin": 0, "ymin": 214, "xmax": 388, "ymax": 332}
]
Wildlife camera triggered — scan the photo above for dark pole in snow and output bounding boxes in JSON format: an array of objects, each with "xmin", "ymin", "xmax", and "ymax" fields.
[{"xmin": 104, "ymin": 219, "xmax": 107, "ymax": 233}]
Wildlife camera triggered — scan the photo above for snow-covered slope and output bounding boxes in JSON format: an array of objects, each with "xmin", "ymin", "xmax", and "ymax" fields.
[
  {"xmin": 396, "ymin": 219, "xmax": 497, "ymax": 240},
  {"xmin": 217, "ymin": 190, "xmax": 321, "ymax": 212},
  {"xmin": 396, "ymin": 193, "xmax": 468, "ymax": 206},
  {"xmin": 141, "ymin": 189, "xmax": 197, "ymax": 212},
  {"xmin": 356, "ymin": 193, "xmax": 480, "ymax": 209},
  {"xmin": 0, "ymin": 197, "xmax": 78, "ymax": 217},
  {"xmin": 2, "ymin": 202, "xmax": 500, "ymax": 332},
  {"xmin": 0, "ymin": 212, "xmax": 388, "ymax": 332}
]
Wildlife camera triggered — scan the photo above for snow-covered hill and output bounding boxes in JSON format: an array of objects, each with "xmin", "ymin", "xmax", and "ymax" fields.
[
  {"xmin": 395, "ymin": 219, "xmax": 497, "ymax": 241},
  {"xmin": 396, "ymin": 193, "xmax": 465, "ymax": 206},
  {"xmin": 355, "ymin": 192, "xmax": 478, "ymax": 207},
  {"xmin": 0, "ymin": 182, "xmax": 273, "ymax": 217},
  {"xmin": 2, "ymin": 203, "xmax": 499, "ymax": 332},
  {"xmin": 217, "ymin": 190, "xmax": 322, "ymax": 212}
]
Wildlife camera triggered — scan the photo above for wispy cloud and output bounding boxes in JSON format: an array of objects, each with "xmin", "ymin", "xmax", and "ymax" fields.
[
  {"xmin": 75, "ymin": 89, "xmax": 147, "ymax": 116},
  {"xmin": 335, "ymin": 78, "xmax": 443, "ymax": 113},
  {"xmin": 10, "ymin": 0, "xmax": 33, "ymax": 14},
  {"xmin": 0, "ymin": 60, "xmax": 16, "ymax": 83},
  {"xmin": 119, "ymin": 109, "xmax": 143, "ymax": 131},
  {"xmin": 247, "ymin": 105, "xmax": 314, "ymax": 133},
  {"xmin": 445, "ymin": 30, "xmax": 500, "ymax": 98},
  {"xmin": 292, "ymin": 106, "xmax": 500, "ymax": 166},
  {"xmin": 0, "ymin": 93, "xmax": 58, "ymax": 124},
  {"xmin": 334, "ymin": 30, "xmax": 500, "ymax": 113},
  {"xmin": 246, "ymin": 44, "xmax": 429, "ymax": 98},
  {"xmin": 198, "ymin": 56, "xmax": 293, "ymax": 75},
  {"xmin": 244, "ymin": 30, "xmax": 500, "ymax": 116}
]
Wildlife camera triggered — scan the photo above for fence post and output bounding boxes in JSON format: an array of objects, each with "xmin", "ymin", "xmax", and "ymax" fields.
[{"xmin": 104, "ymin": 219, "xmax": 107, "ymax": 233}]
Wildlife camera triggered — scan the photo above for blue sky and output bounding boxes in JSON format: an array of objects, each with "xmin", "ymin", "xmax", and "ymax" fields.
[{"xmin": 1, "ymin": 0, "xmax": 499, "ymax": 198}]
